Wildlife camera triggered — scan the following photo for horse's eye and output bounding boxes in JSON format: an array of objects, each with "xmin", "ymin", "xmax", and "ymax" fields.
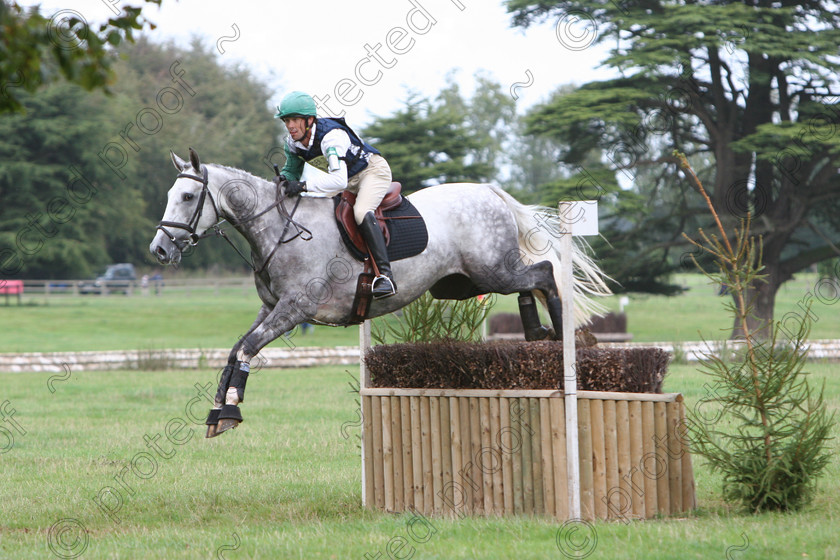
[{"xmin": 182, "ymin": 193, "xmax": 195, "ymax": 202}]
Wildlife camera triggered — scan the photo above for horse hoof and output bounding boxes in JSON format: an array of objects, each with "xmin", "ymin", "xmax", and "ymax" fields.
[
  {"xmin": 216, "ymin": 418, "xmax": 241, "ymax": 434},
  {"xmin": 525, "ymin": 326, "xmax": 552, "ymax": 341},
  {"xmin": 214, "ymin": 404, "xmax": 243, "ymax": 435},
  {"xmin": 204, "ymin": 408, "xmax": 221, "ymax": 438}
]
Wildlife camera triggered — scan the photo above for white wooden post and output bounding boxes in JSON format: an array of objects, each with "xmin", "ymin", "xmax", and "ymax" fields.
[
  {"xmin": 359, "ymin": 320, "xmax": 372, "ymax": 506},
  {"xmin": 360, "ymin": 320, "xmax": 371, "ymax": 389},
  {"xmin": 559, "ymin": 199, "xmax": 598, "ymax": 521},
  {"xmin": 558, "ymin": 201, "xmax": 581, "ymax": 520}
]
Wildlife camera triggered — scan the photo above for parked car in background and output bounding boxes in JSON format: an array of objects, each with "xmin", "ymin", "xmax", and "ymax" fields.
[{"xmin": 79, "ymin": 263, "xmax": 137, "ymax": 294}]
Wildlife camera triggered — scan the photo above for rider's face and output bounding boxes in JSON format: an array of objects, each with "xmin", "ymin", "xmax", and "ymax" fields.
[{"xmin": 283, "ymin": 117, "xmax": 311, "ymax": 143}]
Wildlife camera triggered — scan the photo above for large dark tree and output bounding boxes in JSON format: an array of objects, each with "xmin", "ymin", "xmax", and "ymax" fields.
[
  {"xmin": 107, "ymin": 38, "xmax": 283, "ymax": 271},
  {"xmin": 0, "ymin": 38, "xmax": 282, "ymax": 278},
  {"xmin": 0, "ymin": 1, "xmax": 162, "ymax": 113},
  {"xmin": 362, "ymin": 85, "xmax": 499, "ymax": 193},
  {"xmin": 508, "ymin": 0, "xmax": 840, "ymax": 335},
  {"xmin": 0, "ymin": 83, "xmax": 141, "ymax": 278}
]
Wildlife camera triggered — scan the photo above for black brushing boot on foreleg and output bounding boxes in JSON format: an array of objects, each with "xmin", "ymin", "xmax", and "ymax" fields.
[{"xmin": 205, "ymin": 359, "xmax": 249, "ymax": 437}]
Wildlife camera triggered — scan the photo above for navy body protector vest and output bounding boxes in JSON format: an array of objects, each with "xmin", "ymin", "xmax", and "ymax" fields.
[{"xmin": 294, "ymin": 117, "xmax": 380, "ymax": 178}]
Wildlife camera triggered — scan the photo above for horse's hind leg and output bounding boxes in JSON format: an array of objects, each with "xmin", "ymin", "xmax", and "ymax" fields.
[
  {"xmin": 517, "ymin": 290, "xmax": 563, "ymax": 341},
  {"xmin": 475, "ymin": 256, "xmax": 563, "ymax": 341},
  {"xmin": 544, "ymin": 295, "xmax": 564, "ymax": 340},
  {"xmin": 528, "ymin": 262, "xmax": 565, "ymax": 341},
  {"xmin": 518, "ymin": 291, "xmax": 553, "ymax": 341}
]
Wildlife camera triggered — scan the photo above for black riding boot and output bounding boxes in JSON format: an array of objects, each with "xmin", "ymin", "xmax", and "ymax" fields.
[{"xmin": 359, "ymin": 211, "xmax": 397, "ymax": 299}]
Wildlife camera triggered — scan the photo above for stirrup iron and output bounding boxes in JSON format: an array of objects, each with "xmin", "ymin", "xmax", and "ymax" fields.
[{"xmin": 372, "ymin": 274, "xmax": 397, "ymax": 299}]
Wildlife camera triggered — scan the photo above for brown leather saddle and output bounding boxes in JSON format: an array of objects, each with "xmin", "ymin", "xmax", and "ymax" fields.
[
  {"xmin": 334, "ymin": 181, "xmax": 427, "ymax": 323},
  {"xmin": 335, "ymin": 181, "xmax": 403, "ymax": 253}
]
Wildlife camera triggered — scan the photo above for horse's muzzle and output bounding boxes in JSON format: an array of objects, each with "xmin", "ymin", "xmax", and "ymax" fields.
[{"xmin": 149, "ymin": 231, "xmax": 182, "ymax": 265}]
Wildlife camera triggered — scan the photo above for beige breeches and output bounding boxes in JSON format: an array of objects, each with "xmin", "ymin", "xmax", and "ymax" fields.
[{"xmin": 347, "ymin": 154, "xmax": 393, "ymax": 224}]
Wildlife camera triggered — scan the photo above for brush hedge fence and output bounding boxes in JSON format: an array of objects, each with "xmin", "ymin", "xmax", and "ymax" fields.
[{"xmin": 360, "ymin": 340, "xmax": 696, "ymax": 520}]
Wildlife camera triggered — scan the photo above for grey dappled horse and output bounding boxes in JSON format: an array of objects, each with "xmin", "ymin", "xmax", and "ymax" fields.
[{"xmin": 149, "ymin": 149, "xmax": 610, "ymax": 437}]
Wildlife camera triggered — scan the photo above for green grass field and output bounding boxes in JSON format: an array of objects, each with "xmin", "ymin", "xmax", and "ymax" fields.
[
  {"xmin": 2, "ymin": 272, "xmax": 839, "ymax": 558},
  {"xmin": 1, "ymin": 364, "xmax": 838, "ymax": 559},
  {"xmin": 2, "ymin": 272, "xmax": 839, "ymax": 353}
]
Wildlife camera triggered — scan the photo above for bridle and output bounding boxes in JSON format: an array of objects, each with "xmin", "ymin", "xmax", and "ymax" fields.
[
  {"xmin": 156, "ymin": 166, "xmax": 219, "ymax": 250},
  {"xmin": 156, "ymin": 165, "xmax": 313, "ymax": 273}
]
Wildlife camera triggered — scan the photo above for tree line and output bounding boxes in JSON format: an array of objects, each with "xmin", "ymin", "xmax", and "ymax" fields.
[
  {"xmin": 506, "ymin": 0, "xmax": 840, "ymax": 332},
  {"xmin": 0, "ymin": 36, "xmax": 281, "ymax": 278}
]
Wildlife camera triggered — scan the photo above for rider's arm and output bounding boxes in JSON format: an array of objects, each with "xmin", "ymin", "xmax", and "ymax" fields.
[
  {"xmin": 279, "ymin": 142, "xmax": 305, "ymax": 181},
  {"xmin": 301, "ymin": 129, "xmax": 350, "ymax": 195}
]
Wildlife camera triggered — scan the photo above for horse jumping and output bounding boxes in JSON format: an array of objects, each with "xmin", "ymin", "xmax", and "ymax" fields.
[{"xmin": 149, "ymin": 148, "xmax": 610, "ymax": 437}]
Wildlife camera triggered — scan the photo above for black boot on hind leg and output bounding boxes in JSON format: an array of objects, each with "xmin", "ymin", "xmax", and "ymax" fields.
[
  {"xmin": 518, "ymin": 292, "xmax": 552, "ymax": 341},
  {"xmin": 546, "ymin": 296, "xmax": 564, "ymax": 342}
]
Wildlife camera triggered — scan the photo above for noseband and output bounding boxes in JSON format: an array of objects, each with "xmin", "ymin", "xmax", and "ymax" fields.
[{"xmin": 156, "ymin": 166, "xmax": 220, "ymax": 249}]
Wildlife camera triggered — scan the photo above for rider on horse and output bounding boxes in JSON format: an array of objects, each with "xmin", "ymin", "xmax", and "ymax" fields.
[{"xmin": 274, "ymin": 91, "xmax": 397, "ymax": 299}]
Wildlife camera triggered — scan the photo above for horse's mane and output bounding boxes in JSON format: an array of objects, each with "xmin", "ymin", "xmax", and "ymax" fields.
[{"xmin": 208, "ymin": 163, "xmax": 273, "ymax": 187}]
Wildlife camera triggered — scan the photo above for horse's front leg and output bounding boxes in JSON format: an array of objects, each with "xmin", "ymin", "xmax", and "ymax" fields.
[
  {"xmin": 205, "ymin": 304, "xmax": 271, "ymax": 438},
  {"xmin": 207, "ymin": 303, "xmax": 304, "ymax": 437}
]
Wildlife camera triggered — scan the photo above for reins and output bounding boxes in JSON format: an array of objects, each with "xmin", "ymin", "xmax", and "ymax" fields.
[{"xmin": 156, "ymin": 166, "xmax": 312, "ymax": 274}]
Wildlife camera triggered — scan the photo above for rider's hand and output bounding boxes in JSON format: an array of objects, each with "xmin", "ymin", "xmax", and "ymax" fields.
[{"xmin": 284, "ymin": 180, "xmax": 307, "ymax": 196}]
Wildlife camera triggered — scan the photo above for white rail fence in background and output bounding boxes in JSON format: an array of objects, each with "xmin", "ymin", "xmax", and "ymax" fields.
[
  {"xmin": 2, "ymin": 340, "xmax": 839, "ymax": 373},
  {"xmin": 18, "ymin": 276, "xmax": 254, "ymax": 298},
  {"xmin": 0, "ymin": 346, "xmax": 361, "ymax": 373}
]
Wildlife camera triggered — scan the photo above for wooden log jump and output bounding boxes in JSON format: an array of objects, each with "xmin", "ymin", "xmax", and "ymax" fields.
[{"xmin": 360, "ymin": 389, "xmax": 696, "ymax": 520}]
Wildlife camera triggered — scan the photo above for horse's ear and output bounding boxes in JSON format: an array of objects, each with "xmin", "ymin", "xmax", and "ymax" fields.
[
  {"xmin": 171, "ymin": 151, "xmax": 188, "ymax": 171},
  {"xmin": 188, "ymin": 147, "xmax": 201, "ymax": 171}
]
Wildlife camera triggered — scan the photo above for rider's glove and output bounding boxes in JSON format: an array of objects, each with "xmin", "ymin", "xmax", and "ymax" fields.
[{"xmin": 284, "ymin": 180, "xmax": 307, "ymax": 196}]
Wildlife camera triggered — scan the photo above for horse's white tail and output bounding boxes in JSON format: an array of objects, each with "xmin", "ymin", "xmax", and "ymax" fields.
[{"xmin": 488, "ymin": 185, "xmax": 612, "ymax": 325}]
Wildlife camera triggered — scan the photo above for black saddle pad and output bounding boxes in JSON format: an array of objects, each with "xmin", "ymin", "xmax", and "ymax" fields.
[{"xmin": 332, "ymin": 195, "xmax": 429, "ymax": 262}]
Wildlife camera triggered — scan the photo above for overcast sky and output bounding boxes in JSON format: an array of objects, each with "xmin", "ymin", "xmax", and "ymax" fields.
[{"xmin": 25, "ymin": 0, "xmax": 619, "ymax": 126}]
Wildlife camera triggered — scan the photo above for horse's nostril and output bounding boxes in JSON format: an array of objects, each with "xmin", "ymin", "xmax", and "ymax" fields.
[{"xmin": 156, "ymin": 246, "xmax": 167, "ymax": 258}]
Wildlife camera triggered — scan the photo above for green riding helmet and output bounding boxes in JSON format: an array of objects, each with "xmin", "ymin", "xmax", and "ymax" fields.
[{"xmin": 275, "ymin": 91, "xmax": 317, "ymax": 119}]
